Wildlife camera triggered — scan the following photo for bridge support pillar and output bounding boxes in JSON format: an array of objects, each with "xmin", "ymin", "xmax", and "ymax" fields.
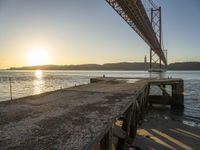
[
  {"xmin": 149, "ymin": 7, "xmax": 165, "ymax": 72},
  {"xmin": 149, "ymin": 48, "xmax": 162, "ymax": 71}
]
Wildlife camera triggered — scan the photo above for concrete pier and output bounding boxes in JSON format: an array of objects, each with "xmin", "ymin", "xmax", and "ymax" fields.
[
  {"xmin": 0, "ymin": 78, "xmax": 186, "ymax": 149},
  {"xmin": 0, "ymin": 78, "xmax": 148, "ymax": 149}
]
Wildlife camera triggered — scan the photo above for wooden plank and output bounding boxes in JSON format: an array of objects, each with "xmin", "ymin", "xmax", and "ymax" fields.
[{"xmin": 149, "ymin": 95, "xmax": 170, "ymax": 104}]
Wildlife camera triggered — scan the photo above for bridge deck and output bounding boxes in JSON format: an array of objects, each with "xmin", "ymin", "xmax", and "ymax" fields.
[{"xmin": 0, "ymin": 79, "xmax": 147, "ymax": 149}]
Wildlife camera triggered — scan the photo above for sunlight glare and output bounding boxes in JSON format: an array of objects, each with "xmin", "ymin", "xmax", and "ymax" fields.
[
  {"xmin": 27, "ymin": 48, "xmax": 50, "ymax": 66},
  {"xmin": 34, "ymin": 70, "xmax": 44, "ymax": 94},
  {"xmin": 35, "ymin": 70, "xmax": 43, "ymax": 79}
]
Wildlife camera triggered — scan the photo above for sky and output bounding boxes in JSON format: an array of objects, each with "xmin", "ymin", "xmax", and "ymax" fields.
[{"xmin": 0, "ymin": 0, "xmax": 200, "ymax": 68}]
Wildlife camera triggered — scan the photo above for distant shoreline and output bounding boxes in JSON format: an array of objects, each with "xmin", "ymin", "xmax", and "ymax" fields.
[{"xmin": 6, "ymin": 61, "xmax": 200, "ymax": 71}]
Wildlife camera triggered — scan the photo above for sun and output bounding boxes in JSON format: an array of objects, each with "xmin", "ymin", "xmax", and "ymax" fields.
[{"xmin": 27, "ymin": 48, "xmax": 51, "ymax": 66}]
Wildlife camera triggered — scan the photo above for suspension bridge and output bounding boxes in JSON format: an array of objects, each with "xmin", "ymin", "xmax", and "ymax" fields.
[{"xmin": 106, "ymin": 0, "xmax": 167, "ymax": 71}]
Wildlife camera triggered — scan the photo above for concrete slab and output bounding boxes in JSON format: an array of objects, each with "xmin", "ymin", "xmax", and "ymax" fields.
[{"xmin": 0, "ymin": 79, "xmax": 147, "ymax": 150}]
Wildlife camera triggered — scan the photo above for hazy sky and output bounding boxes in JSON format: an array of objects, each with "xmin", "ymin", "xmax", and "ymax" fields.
[{"xmin": 0, "ymin": 0, "xmax": 200, "ymax": 68}]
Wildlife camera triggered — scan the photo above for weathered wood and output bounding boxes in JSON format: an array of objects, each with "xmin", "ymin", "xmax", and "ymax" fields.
[
  {"xmin": 129, "ymin": 102, "xmax": 138, "ymax": 138},
  {"xmin": 178, "ymin": 80, "xmax": 184, "ymax": 108},
  {"xmin": 148, "ymin": 79, "xmax": 184, "ymax": 108},
  {"xmin": 113, "ymin": 125, "xmax": 126, "ymax": 139},
  {"xmin": 100, "ymin": 129, "xmax": 112, "ymax": 150},
  {"xmin": 149, "ymin": 95, "xmax": 170, "ymax": 104}
]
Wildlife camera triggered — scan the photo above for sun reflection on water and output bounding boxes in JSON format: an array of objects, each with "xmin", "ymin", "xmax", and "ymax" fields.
[
  {"xmin": 34, "ymin": 70, "xmax": 44, "ymax": 94},
  {"xmin": 35, "ymin": 70, "xmax": 42, "ymax": 79}
]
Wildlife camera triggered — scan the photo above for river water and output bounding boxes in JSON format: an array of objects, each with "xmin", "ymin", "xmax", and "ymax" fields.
[{"xmin": 0, "ymin": 70, "xmax": 200, "ymax": 127}]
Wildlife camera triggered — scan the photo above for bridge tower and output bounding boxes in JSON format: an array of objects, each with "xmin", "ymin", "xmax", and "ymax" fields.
[{"xmin": 149, "ymin": 7, "xmax": 165, "ymax": 72}]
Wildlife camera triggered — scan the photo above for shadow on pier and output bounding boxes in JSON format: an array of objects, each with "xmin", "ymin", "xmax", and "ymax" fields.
[{"xmin": 134, "ymin": 114, "xmax": 200, "ymax": 150}]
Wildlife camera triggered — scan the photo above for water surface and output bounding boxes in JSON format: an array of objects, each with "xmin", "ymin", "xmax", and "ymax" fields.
[{"xmin": 0, "ymin": 70, "xmax": 199, "ymax": 127}]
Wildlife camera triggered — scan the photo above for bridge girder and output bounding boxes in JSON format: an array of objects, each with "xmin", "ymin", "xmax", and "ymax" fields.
[{"xmin": 106, "ymin": 0, "xmax": 167, "ymax": 65}]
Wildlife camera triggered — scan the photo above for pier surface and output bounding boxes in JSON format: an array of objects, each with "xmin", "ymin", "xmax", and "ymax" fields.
[
  {"xmin": 0, "ymin": 79, "xmax": 147, "ymax": 149},
  {"xmin": 0, "ymin": 77, "xmax": 195, "ymax": 150}
]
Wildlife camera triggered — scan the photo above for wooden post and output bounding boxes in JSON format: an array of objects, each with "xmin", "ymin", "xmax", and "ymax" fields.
[
  {"xmin": 129, "ymin": 103, "xmax": 138, "ymax": 138},
  {"xmin": 171, "ymin": 81, "xmax": 184, "ymax": 108},
  {"xmin": 178, "ymin": 80, "xmax": 184, "ymax": 108},
  {"xmin": 100, "ymin": 129, "xmax": 112, "ymax": 150},
  {"xmin": 162, "ymin": 84, "xmax": 166, "ymax": 96},
  {"xmin": 9, "ymin": 77, "xmax": 12, "ymax": 100}
]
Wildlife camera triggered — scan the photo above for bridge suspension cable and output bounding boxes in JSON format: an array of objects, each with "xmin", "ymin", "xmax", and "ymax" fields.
[{"xmin": 106, "ymin": 0, "xmax": 167, "ymax": 65}]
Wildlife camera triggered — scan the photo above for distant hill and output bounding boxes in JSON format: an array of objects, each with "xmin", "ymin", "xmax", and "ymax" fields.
[
  {"xmin": 10, "ymin": 62, "xmax": 150, "ymax": 70},
  {"xmin": 168, "ymin": 62, "xmax": 200, "ymax": 70},
  {"xmin": 9, "ymin": 62, "xmax": 200, "ymax": 70}
]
